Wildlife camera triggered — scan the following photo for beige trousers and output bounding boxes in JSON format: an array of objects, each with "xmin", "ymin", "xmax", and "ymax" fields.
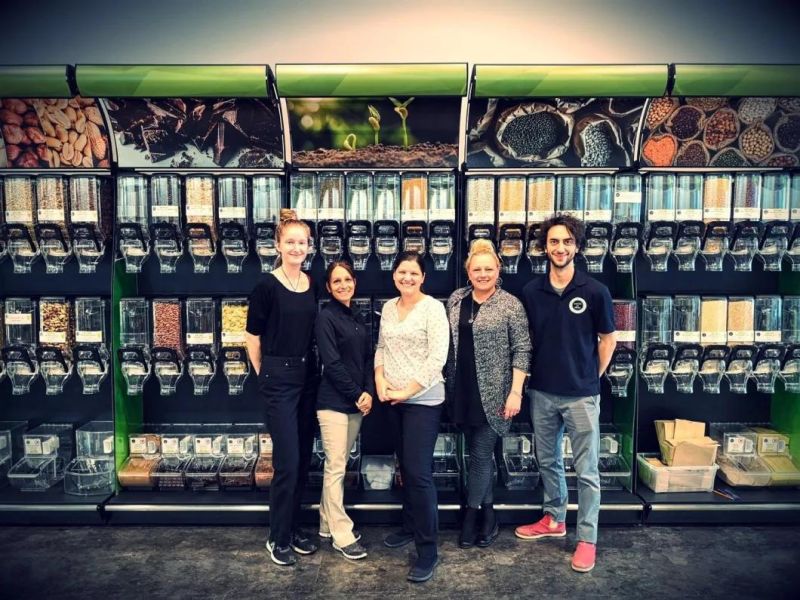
[{"xmin": 317, "ymin": 409, "xmax": 363, "ymax": 547}]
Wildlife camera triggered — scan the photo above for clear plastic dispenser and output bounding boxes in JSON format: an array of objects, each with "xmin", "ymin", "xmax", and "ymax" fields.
[
  {"xmin": 501, "ymin": 425, "xmax": 539, "ymax": 490},
  {"xmin": 221, "ymin": 298, "xmax": 250, "ymax": 395},
  {"xmin": 759, "ymin": 173, "xmax": 792, "ymax": 271},
  {"xmin": 781, "ymin": 344, "xmax": 800, "ymax": 393},
  {"xmin": 185, "ymin": 433, "xmax": 226, "ymax": 492},
  {"xmin": 466, "ymin": 176, "xmax": 496, "ymax": 256},
  {"xmin": 218, "ymin": 175, "xmax": 249, "ymax": 273},
  {"xmin": 432, "ymin": 430, "xmax": 460, "ymax": 492},
  {"xmin": 149, "ymin": 174, "xmax": 183, "ymax": 273},
  {"xmin": 0, "ymin": 181, "xmax": 6, "ymax": 265},
  {"xmin": 219, "ymin": 432, "xmax": 257, "ymax": 490},
  {"xmin": 118, "ymin": 298, "xmax": 151, "ymax": 394},
  {"xmin": 252, "ymin": 176, "xmax": 283, "ymax": 273},
  {"xmin": 74, "ymin": 297, "xmax": 109, "ymax": 394},
  {"xmin": 725, "ymin": 345, "xmax": 756, "ymax": 394},
  {"xmin": 118, "ymin": 433, "xmax": 161, "ymax": 489},
  {"xmin": 606, "ymin": 347, "xmax": 636, "ymax": 397},
  {"xmin": 673, "ymin": 174, "xmax": 704, "ymax": 271},
  {"xmin": 185, "ymin": 297, "xmax": 217, "ymax": 395},
  {"xmin": 583, "ymin": 175, "xmax": 613, "ymax": 273},
  {"xmin": 597, "ymin": 424, "xmax": 630, "ymax": 490},
  {"xmin": 184, "ymin": 175, "xmax": 217, "ymax": 273},
  {"xmin": 37, "ymin": 297, "xmax": 73, "ymax": 395},
  {"xmin": 610, "ymin": 174, "xmax": 642, "ymax": 273},
  {"xmin": 671, "ymin": 344, "xmax": 702, "ymax": 394},
  {"xmin": 152, "ymin": 298, "xmax": 184, "ymax": 395},
  {"xmin": 317, "ymin": 172, "xmax": 346, "ymax": 268},
  {"xmin": 346, "ymin": 173, "xmax": 373, "ymax": 271},
  {"xmin": 699, "ymin": 345, "xmax": 730, "ymax": 394},
  {"xmin": 752, "ymin": 344, "xmax": 784, "ymax": 394},
  {"xmin": 153, "ymin": 432, "xmax": 193, "ymax": 491},
  {"xmin": 70, "ymin": 176, "xmax": 107, "ymax": 273},
  {"xmin": 429, "ymin": 173, "xmax": 456, "ymax": 271},
  {"xmin": 644, "ymin": 174, "xmax": 676, "ymax": 272},
  {"xmin": 640, "ymin": 343, "xmax": 675, "ymax": 394},
  {"xmin": 35, "ymin": 175, "xmax": 72, "ymax": 273},
  {"xmin": 116, "ymin": 174, "xmax": 150, "ymax": 272},
  {"xmin": 255, "ymin": 433, "xmax": 274, "ymax": 489},
  {"xmin": 558, "ymin": 175, "xmax": 585, "ymax": 220},
  {"xmin": 65, "ymin": 421, "xmax": 115, "ymax": 496},
  {"xmin": 2, "ymin": 297, "xmax": 39, "ymax": 395},
  {"xmin": 361, "ymin": 455, "xmax": 395, "ymax": 491},
  {"xmin": 8, "ymin": 423, "xmax": 73, "ymax": 492},
  {"xmin": 755, "ymin": 295, "xmax": 782, "ymax": 344},
  {"xmin": 497, "ymin": 175, "xmax": 526, "ymax": 274},
  {"xmin": 730, "ymin": 220, "xmax": 761, "ymax": 272},
  {"xmin": 290, "ymin": 173, "xmax": 318, "ymax": 270},
  {"xmin": 4, "ymin": 176, "xmax": 39, "ymax": 273},
  {"xmin": 374, "ymin": 173, "xmax": 401, "ymax": 271},
  {"xmin": 642, "ymin": 296, "xmax": 673, "ymax": 348}
]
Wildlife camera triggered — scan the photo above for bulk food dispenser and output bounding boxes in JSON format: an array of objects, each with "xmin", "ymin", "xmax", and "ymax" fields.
[
  {"xmin": 673, "ymin": 174, "xmax": 704, "ymax": 271},
  {"xmin": 118, "ymin": 298, "xmax": 151, "ymax": 394},
  {"xmin": 73, "ymin": 297, "xmax": 109, "ymax": 394},
  {"xmin": 36, "ymin": 297, "xmax": 73, "ymax": 395},
  {"xmin": 290, "ymin": 173, "xmax": 317, "ymax": 270},
  {"xmin": 345, "ymin": 173, "xmax": 373, "ymax": 270},
  {"xmin": 428, "ymin": 173, "xmax": 456, "ymax": 271},
  {"xmin": 149, "ymin": 174, "xmax": 183, "ymax": 273},
  {"xmin": 185, "ymin": 297, "xmax": 217, "ymax": 395},
  {"xmin": 400, "ymin": 173, "xmax": 428, "ymax": 257},
  {"xmin": 116, "ymin": 174, "xmax": 150, "ymax": 272},
  {"xmin": 527, "ymin": 175, "xmax": 556, "ymax": 274},
  {"xmin": 217, "ymin": 175, "xmax": 250, "ymax": 273},
  {"xmin": 2, "ymin": 297, "xmax": 39, "ymax": 395},
  {"xmin": 3, "ymin": 176, "xmax": 39, "ymax": 273},
  {"xmin": 496, "ymin": 175, "xmax": 526, "ymax": 274},
  {"xmin": 644, "ymin": 174, "xmax": 676, "ymax": 272},
  {"xmin": 317, "ymin": 172, "xmax": 345, "ymax": 268},
  {"xmin": 69, "ymin": 176, "xmax": 107, "ymax": 273},
  {"xmin": 35, "ymin": 175, "xmax": 72, "ymax": 273},
  {"xmin": 701, "ymin": 174, "xmax": 733, "ymax": 271},
  {"xmin": 610, "ymin": 174, "xmax": 643, "ymax": 273},
  {"xmin": 151, "ymin": 298, "xmax": 184, "ymax": 395},
  {"xmin": 220, "ymin": 298, "xmax": 249, "ymax": 395},
  {"xmin": 465, "ymin": 176, "xmax": 496, "ymax": 253},
  {"xmin": 252, "ymin": 175, "xmax": 283, "ymax": 272},
  {"xmin": 759, "ymin": 173, "xmax": 792, "ymax": 271},
  {"xmin": 373, "ymin": 173, "xmax": 401, "ymax": 271},
  {"xmin": 184, "ymin": 175, "xmax": 217, "ymax": 273},
  {"xmin": 582, "ymin": 174, "xmax": 614, "ymax": 273}
]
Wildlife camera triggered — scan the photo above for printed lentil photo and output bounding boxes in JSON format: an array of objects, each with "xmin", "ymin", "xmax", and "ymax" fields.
[
  {"xmin": 641, "ymin": 96, "xmax": 800, "ymax": 168},
  {"xmin": 287, "ymin": 97, "xmax": 460, "ymax": 168},
  {"xmin": 466, "ymin": 97, "xmax": 645, "ymax": 168}
]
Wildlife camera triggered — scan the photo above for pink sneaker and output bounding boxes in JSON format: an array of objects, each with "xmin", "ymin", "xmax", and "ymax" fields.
[
  {"xmin": 571, "ymin": 541, "xmax": 596, "ymax": 572},
  {"xmin": 514, "ymin": 514, "xmax": 567, "ymax": 540}
]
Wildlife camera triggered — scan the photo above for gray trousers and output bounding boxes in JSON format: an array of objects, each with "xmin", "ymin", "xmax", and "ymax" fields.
[{"xmin": 464, "ymin": 423, "xmax": 498, "ymax": 508}]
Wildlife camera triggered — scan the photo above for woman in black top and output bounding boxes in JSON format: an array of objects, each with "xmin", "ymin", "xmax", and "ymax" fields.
[
  {"xmin": 315, "ymin": 260, "xmax": 373, "ymax": 561},
  {"xmin": 245, "ymin": 209, "xmax": 319, "ymax": 567}
]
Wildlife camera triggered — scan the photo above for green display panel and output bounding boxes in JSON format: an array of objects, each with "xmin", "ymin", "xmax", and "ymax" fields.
[
  {"xmin": 76, "ymin": 65, "xmax": 268, "ymax": 98},
  {"xmin": 473, "ymin": 65, "xmax": 668, "ymax": 98},
  {"xmin": 0, "ymin": 66, "xmax": 71, "ymax": 98},
  {"xmin": 276, "ymin": 64, "xmax": 468, "ymax": 97},
  {"xmin": 674, "ymin": 64, "xmax": 800, "ymax": 97}
]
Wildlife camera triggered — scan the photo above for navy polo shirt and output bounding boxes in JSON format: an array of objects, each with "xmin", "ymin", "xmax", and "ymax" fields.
[{"xmin": 522, "ymin": 269, "xmax": 615, "ymax": 397}]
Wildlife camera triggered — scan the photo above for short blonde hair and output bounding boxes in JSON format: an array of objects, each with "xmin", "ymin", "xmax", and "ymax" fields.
[{"xmin": 465, "ymin": 238, "xmax": 501, "ymax": 271}]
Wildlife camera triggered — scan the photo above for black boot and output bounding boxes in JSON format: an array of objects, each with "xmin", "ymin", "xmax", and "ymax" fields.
[
  {"xmin": 476, "ymin": 503, "xmax": 499, "ymax": 547},
  {"xmin": 459, "ymin": 507, "xmax": 479, "ymax": 548}
]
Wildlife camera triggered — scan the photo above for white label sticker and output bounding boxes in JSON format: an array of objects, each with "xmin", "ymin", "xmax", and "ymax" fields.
[
  {"xmin": 429, "ymin": 208, "xmax": 456, "ymax": 221},
  {"xmin": 71, "ymin": 210, "xmax": 98, "ymax": 223},
  {"xmin": 186, "ymin": 333, "xmax": 213, "ymax": 345},
  {"xmin": 5, "ymin": 313, "xmax": 32, "ymax": 325},
  {"xmin": 228, "ymin": 437, "xmax": 244, "ymax": 455},
  {"xmin": 317, "ymin": 207, "xmax": 345, "ymax": 221},
  {"xmin": 755, "ymin": 330, "xmax": 782, "ymax": 342},
  {"xmin": 294, "ymin": 207, "xmax": 317, "ymax": 221},
  {"xmin": 701, "ymin": 331, "xmax": 727, "ymax": 344},
  {"xmin": 25, "ymin": 438, "xmax": 43, "ymax": 456},
  {"xmin": 763, "ymin": 208, "xmax": 790, "ymax": 221},
  {"xmin": 5, "ymin": 210, "xmax": 31, "ymax": 223},
  {"xmin": 129, "ymin": 436, "xmax": 147, "ymax": 454},
  {"xmin": 195, "ymin": 437, "xmax": 212, "ymax": 455},
  {"xmin": 615, "ymin": 191, "xmax": 641, "ymax": 204},
  {"xmin": 648, "ymin": 209, "xmax": 675, "ymax": 221},
  {"xmin": 727, "ymin": 330, "xmax": 755, "ymax": 343},
  {"xmin": 791, "ymin": 208, "xmax": 800, "ymax": 220},
  {"xmin": 674, "ymin": 330, "xmax": 701, "ymax": 343},
  {"xmin": 259, "ymin": 434, "xmax": 273, "ymax": 455},
  {"xmin": 37, "ymin": 209, "xmax": 64, "ymax": 222},
  {"xmin": 617, "ymin": 330, "xmax": 636, "ymax": 343},
  {"xmin": 186, "ymin": 204, "xmax": 214, "ymax": 218},
  {"xmin": 219, "ymin": 206, "xmax": 247, "ymax": 220},
  {"xmin": 161, "ymin": 437, "xmax": 179, "ymax": 455},
  {"xmin": 221, "ymin": 332, "xmax": 245, "ymax": 344},
  {"xmin": 40, "ymin": 331, "xmax": 67, "ymax": 344},
  {"xmin": 726, "ymin": 436, "xmax": 747, "ymax": 454},
  {"xmin": 521, "ymin": 437, "xmax": 532, "ymax": 454},
  {"xmin": 761, "ymin": 436, "xmax": 788, "ymax": 454},
  {"xmin": 527, "ymin": 210, "xmax": 552, "ymax": 222},
  {"xmin": 467, "ymin": 210, "xmax": 495, "ymax": 225},
  {"xmin": 584, "ymin": 210, "xmax": 612, "ymax": 222},
  {"xmin": 402, "ymin": 209, "xmax": 428, "ymax": 222},
  {"xmin": 497, "ymin": 210, "xmax": 527, "ymax": 224},
  {"xmin": 675, "ymin": 209, "xmax": 703, "ymax": 222},
  {"xmin": 734, "ymin": 207, "xmax": 761, "ymax": 220},
  {"xmin": 704, "ymin": 207, "xmax": 731, "ymax": 220},
  {"xmin": 103, "ymin": 436, "xmax": 114, "ymax": 455},
  {"xmin": 151, "ymin": 204, "xmax": 180, "ymax": 218},
  {"xmin": 76, "ymin": 331, "xmax": 103, "ymax": 343}
]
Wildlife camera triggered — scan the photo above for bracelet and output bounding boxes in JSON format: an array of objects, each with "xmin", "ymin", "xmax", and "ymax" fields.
[{"xmin": 510, "ymin": 390, "xmax": 522, "ymax": 398}]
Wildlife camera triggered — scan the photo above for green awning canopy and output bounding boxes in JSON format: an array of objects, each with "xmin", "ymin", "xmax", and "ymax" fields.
[
  {"xmin": 473, "ymin": 64, "xmax": 669, "ymax": 98},
  {"xmin": 75, "ymin": 65, "xmax": 269, "ymax": 98},
  {"xmin": 0, "ymin": 66, "xmax": 71, "ymax": 98},
  {"xmin": 276, "ymin": 64, "xmax": 468, "ymax": 97},
  {"xmin": 673, "ymin": 64, "xmax": 800, "ymax": 97}
]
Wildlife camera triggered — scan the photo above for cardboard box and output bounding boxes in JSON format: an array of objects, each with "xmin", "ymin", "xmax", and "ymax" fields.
[{"xmin": 655, "ymin": 419, "xmax": 719, "ymax": 467}]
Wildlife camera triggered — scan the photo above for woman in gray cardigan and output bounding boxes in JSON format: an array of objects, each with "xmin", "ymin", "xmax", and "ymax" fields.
[{"xmin": 445, "ymin": 239, "xmax": 531, "ymax": 548}]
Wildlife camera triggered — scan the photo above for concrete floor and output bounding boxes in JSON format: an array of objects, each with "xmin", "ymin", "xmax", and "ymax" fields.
[{"xmin": 1, "ymin": 525, "xmax": 798, "ymax": 599}]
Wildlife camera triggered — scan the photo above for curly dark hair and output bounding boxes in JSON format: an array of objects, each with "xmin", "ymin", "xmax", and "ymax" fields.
[{"xmin": 535, "ymin": 213, "xmax": 586, "ymax": 252}]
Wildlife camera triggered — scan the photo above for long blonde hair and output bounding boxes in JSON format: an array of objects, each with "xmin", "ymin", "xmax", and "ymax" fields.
[
  {"xmin": 465, "ymin": 238, "xmax": 501, "ymax": 271},
  {"xmin": 275, "ymin": 208, "xmax": 311, "ymax": 268}
]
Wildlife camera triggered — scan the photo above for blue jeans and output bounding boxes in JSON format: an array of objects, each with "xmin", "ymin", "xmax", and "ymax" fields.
[{"xmin": 530, "ymin": 389, "xmax": 601, "ymax": 544}]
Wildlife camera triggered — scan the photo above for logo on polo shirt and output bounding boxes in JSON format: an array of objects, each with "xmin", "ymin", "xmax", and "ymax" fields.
[{"xmin": 569, "ymin": 297, "xmax": 587, "ymax": 314}]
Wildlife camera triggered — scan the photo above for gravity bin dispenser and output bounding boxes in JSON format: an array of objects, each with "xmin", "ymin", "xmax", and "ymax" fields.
[
  {"xmin": 118, "ymin": 297, "xmax": 151, "ymax": 395},
  {"xmin": 149, "ymin": 174, "xmax": 184, "ymax": 274}
]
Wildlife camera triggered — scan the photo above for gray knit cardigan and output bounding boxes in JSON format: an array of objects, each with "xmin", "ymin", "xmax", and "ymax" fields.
[{"xmin": 445, "ymin": 286, "xmax": 531, "ymax": 436}]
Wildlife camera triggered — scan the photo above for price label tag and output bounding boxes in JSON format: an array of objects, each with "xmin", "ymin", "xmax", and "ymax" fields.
[
  {"xmin": 25, "ymin": 437, "xmax": 43, "ymax": 456},
  {"xmin": 733, "ymin": 207, "xmax": 760, "ymax": 220},
  {"xmin": 103, "ymin": 436, "xmax": 114, "ymax": 455},
  {"xmin": 726, "ymin": 436, "xmax": 746, "ymax": 454},
  {"xmin": 221, "ymin": 332, "xmax": 245, "ymax": 344},
  {"xmin": 584, "ymin": 209, "xmax": 612, "ymax": 222},
  {"xmin": 186, "ymin": 204, "xmax": 214, "ymax": 218},
  {"xmin": 704, "ymin": 207, "xmax": 731, "ymax": 220},
  {"xmin": 71, "ymin": 210, "xmax": 98, "ymax": 223},
  {"xmin": 161, "ymin": 437, "xmax": 179, "ymax": 455},
  {"xmin": 755, "ymin": 330, "xmax": 781, "ymax": 342},
  {"xmin": 429, "ymin": 208, "xmax": 456, "ymax": 221},
  {"xmin": 76, "ymin": 331, "xmax": 103, "ymax": 343},
  {"xmin": 648, "ymin": 209, "xmax": 675, "ymax": 221},
  {"xmin": 527, "ymin": 209, "xmax": 553, "ymax": 222},
  {"xmin": 40, "ymin": 331, "xmax": 67, "ymax": 344},
  {"xmin": 218, "ymin": 206, "xmax": 247, "ymax": 220},
  {"xmin": 5, "ymin": 313, "xmax": 32, "ymax": 325},
  {"xmin": 317, "ymin": 207, "xmax": 345, "ymax": 221},
  {"xmin": 152, "ymin": 205, "xmax": 180, "ymax": 218},
  {"xmin": 5, "ymin": 210, "xmax": 31, "ymax": 223},
  {"xmin": 228, "ymin": 437, "xmax": 245, "ymax": 455},
  {"xmin": 615, "ymin": 191, "xmax": 641, "ymax": 204},
  {"xmin": 259, "ymin": 434, "xmax": 273, "ymax": 455},
  {"xmin": 186, "ymin": 333, "xmax": 213, "ymax": 345},
  {"xmin": 195, "ymin": 436, "xmax": 212, "ymax": 455},
  {"xmin": 763, "ymin": 208, "xmax": 790, "ymax": 221},
  {"xmin": 727, "ymin": 330, "xmax": 755, "ymax": 343},
  {"xmin": 675, "ymin": 209, "xmax": 702, "ymax": 221},
  {"xmin": 617, "ymin": 330, "xmax": 636, "ymax": 343},
  {"xmin": 129, "ymin": 436, "xmax": 147, "ymax": 454},
  {"xmin": 38, "ymin": 209, "xmax": 64, "ymax": 222},
  {"xmin": 674, "ymin": 331, "xmax": 701, "ymax": 343}
]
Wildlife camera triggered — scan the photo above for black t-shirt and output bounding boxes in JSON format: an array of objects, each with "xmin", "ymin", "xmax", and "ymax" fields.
[
  {"xmin": 245, "ymin": 273, "xmax": 318, "ymax": 357},
  {"xmin": 522, "ymin": 269, "xmax": 615, "ymax": 397},
  {"xmin": 454, "ymin": 295, "xmax": 486, "ymax": 426}
]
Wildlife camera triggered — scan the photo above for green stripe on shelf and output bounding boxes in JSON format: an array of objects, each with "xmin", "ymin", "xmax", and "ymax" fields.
[
  {"xmin": 674, "ymin": 64, "xmax": 800, "ymax": 96},
  {"xmin": 276, "ymin": 64, "xmax": 468, "ymax": 97},
  {"xmin": 0, "ymin": 66, "xmax": 71, "ymax": 98},
  {"xmin": 473, "ymin": 65, "xmax": 668, "ymax": 97},
  {"xmin": 76, "ymin": 65, "xmax": 268, "ymax": 98}
]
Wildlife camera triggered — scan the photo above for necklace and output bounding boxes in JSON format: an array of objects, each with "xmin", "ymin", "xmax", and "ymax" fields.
[
  {"xmin": 468, "ymin": 296, "xmax": 480, "ymax": 325},
  {"xmin": 281, "ymin": 266, "xmax": 302, "ymax": 291}
]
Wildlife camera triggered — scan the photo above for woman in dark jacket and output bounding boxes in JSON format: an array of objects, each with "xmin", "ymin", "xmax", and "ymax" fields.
[
  {"xmin": 315, "ymin": 260, "xmax": 373, "ymax": 561},
  {"xmin": 445, "ymin": 239, "xmax": 531, "ymax": 548}
]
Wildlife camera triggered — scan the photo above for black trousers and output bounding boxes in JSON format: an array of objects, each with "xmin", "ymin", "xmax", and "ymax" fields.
[
  {"xmin": 260, "ymin": 355, "xmax": 317, "ymax": 547},
  {"xmin": 390, "ymin": 402, "xmax": 443, "ymax": 559}
]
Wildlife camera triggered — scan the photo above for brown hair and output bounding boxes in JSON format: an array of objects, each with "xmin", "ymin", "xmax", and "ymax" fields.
[
  {"xmin": 276, "ymin": 208, "xmax": 311, "ymax": 242},
  {"xmin": 465, "ymin": 238, "xmax": 501, "ymax": 271},
  {"xmin": 535, "ymin": 212, "xmax": 586, "ymax": 252},
  {"xmin": 325, "ymin": 260, "xmax": 356, "ymax": 285}
]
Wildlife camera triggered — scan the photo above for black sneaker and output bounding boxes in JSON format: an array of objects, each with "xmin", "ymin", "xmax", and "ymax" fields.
[
  {"xmin": 407, "ymin": 556, "xmax": 439, "ymax": 583},
  {"xmin": 383, "ymin": 530, "xmax": 414, "ymax": 548},
  {"xmin": 332, "ymin": 540, "xmax": 368, "ymax": 560},
  {"xmin": 290, "ymin": 530, "xmax": 319, "ymax": 555},
  {"xmin": 319, "ymin": 530, "xmax": 362, "ymax": 543},
  {"xmin": 266, "ymin": 540, "xmax": 297, "ymax": 566}
]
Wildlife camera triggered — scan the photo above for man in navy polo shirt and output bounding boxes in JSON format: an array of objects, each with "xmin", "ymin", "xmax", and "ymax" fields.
[{"xmin": 515, "ymin": 213, "xmax": 616, "ymax": 573}]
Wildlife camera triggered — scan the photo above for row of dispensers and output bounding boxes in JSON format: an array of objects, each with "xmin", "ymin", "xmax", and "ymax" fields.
[{"xmin": 4, "ymin": 171, "xmax": 800, "ymax": 276}]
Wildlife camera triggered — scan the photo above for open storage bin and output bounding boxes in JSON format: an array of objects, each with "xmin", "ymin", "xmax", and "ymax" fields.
[
  {"xmin": 184, "ymin": 434, "xmax": 226, "ymax": 491},
  {"xmin": 717, "ymin": 454, "xmax": 773, "ymax": 487},
  {"xmin": 118, "ymin": 433, "xmax": 161, "ymax": 489},
  {"xmin": 637, "ymin": 453, "xmax": 719, "ymax": 493},
  {"xmin": 219, "ymin": 433, "xmax": 257, "ymax": 489},
  {"xmin": 8, "ymin": 457, "xmax": 63, "ymax": 492},
  {"xmin": 152, "ymin": 433, "xmax": 194, "ymax": 492},
  {"xmin": 255, "ymin": 433, "xmax": 274, "ymax": 489},
  {"xmin": 361, "ymin": 455, "xmax": 395, "ymax": 491},
  {"xmin": 433, "ymin": 431, "xmax": 460, "ymax": 492},
  {"xmin": 501, "ymin": 427, "xmax": 539, "ymax": 490},
  {"xmin": 64, "ymin": 458, "xmax": 115, "ymax": 496}
]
